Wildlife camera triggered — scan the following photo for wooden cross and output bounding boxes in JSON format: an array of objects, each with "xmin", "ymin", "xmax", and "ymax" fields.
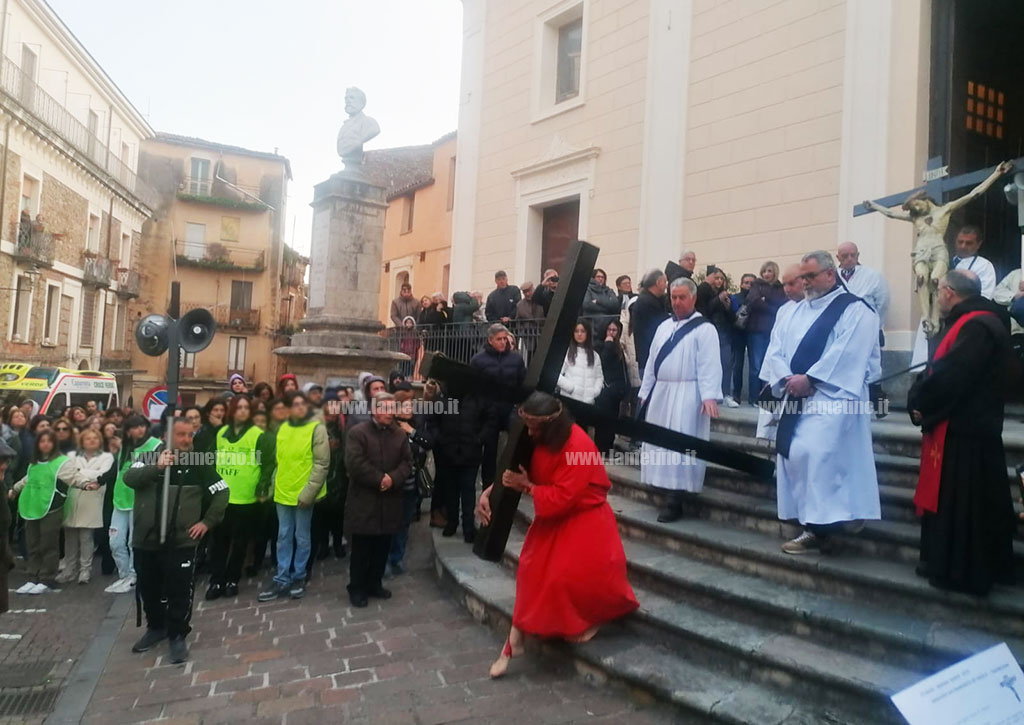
[
  {"xmin": 422, "ymin": 240, "xmax": 774, "ymax": 562},
  {"xmin": 852, "ymin": 155, "xmax": 1024, "ymax": 217}
]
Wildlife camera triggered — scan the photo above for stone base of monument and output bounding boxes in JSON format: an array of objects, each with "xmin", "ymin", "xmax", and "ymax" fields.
[
  {"xmin": 434, "ymin": 409, "xmax": 1024, "ymax": 723},
  {"xmin": 275, "ymin": 169, "xmax": 409, "ymax": 382}
]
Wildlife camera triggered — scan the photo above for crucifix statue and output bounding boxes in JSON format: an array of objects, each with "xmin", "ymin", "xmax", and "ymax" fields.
[
  {"xmin": 859, "ymin": 159, "xmax": 1014, "ymax": 337},
  {"xmin": 422, "ymin": 240, "xmax": 773, "ymax": 562}
]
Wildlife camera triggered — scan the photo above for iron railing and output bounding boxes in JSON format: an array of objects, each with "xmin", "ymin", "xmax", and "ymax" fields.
[
  {"xmin": 174, "ymin": 239, "xmax": 266, "ymax": 271},
  {"xmin": 180, "ymin": 175, "xmax": 263, "ymax": 200},
  {"xmin": 82, "ymin": 254, "xmax": 113, "ymax": 287},
  {"xmin": 13, "ymin": 216, "xmax": 54, "ymax": 266},
  {"xmin": 0, "ymin": 56, "xmax": 161, "ymax": 211},
  {"xmin": 383, "ymin": 317, "xmax": 569, "ymax": 378},
  {"xmin": 116, "ymin": 268, "xmax": 140, "ymax": 298}
]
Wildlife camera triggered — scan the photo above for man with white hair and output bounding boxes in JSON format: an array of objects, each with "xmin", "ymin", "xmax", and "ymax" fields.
[
  {"xmin": 638, "ymin": 276, "xmax": 722, "ymax": 522},
  {"xmin": 836, "ymin": 242, "xmax": 889, "ymax": 339},
  {"xmin": 761, "ymin": 250, "xmax": 881, "ymax": 554}
]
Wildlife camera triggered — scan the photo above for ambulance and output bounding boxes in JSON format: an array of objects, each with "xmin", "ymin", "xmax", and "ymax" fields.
[{"xmin": 0, "ymin": 364, "xmax": 118, "ymax": 416}]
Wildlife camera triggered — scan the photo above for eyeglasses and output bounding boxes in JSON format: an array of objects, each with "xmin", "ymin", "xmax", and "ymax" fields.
[{"xmin": 799, "ymin": 270, "xmax": 828, "ymax": 281}]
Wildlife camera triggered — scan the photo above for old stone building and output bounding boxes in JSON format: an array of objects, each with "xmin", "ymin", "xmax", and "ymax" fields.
[
  {"xmin": 135, "ymin": 133, "xmax": 294, "ymax": 405},
  {"xmin": 0, "ymin": 0, "xmax": 155, "ymax": 396}
]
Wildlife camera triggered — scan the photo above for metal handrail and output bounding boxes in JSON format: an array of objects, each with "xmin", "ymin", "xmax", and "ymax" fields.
[{"xmin": 0, "ymin": 56, "xmax": 160, "ymax": 210}]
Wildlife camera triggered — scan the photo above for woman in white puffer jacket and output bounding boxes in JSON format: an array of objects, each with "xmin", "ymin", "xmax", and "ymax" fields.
[{"xmin": 558, "ymin": 320, "xmax": 604, "ymax": 404}]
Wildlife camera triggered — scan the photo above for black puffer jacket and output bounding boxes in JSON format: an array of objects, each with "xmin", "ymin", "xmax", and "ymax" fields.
[
  {"xmin": 428, "ymin": 394, "xmax": 493, "ymax": 467},
  {"xmin": 581, "ymin": 280, "xmax": 620, "ymax": 333}
]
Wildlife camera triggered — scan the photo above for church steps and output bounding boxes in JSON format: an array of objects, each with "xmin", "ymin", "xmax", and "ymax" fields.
[
  {"xmin": 515, "ymin": 505, "xmax": 1022, "ymax": 672},
  {"xmin": 596, "ymin": 488, "xmax": 1024, "ymax": 636},
  {"xmin": 710, "ymin": 408, "xmax": 1024, "ymax": 461},
  {"xmin": 608, "ymin": 465, "xmax": 1024, "ymax": 567},
  {"xmin": 431, "ymin": 532, "xmax": 828, "ymax": 725},
  {"xmin": 500, "ymin": 525, "xmax": 909, "ymax": 724}
]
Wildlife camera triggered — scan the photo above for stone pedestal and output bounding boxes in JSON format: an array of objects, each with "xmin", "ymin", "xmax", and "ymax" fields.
[{"xmin": 275, "ymin": 170, "xmax": 407, "ymax": 383}]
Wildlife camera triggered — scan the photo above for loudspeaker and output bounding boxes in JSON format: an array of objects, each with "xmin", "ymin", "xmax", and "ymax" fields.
[
  {"xmin": 1004, "ymin": 172, "xmax": 1024, "ymax": 205},
  {"xmin": 179, "ymin": 308, "xmax": 216, "ymax": 353},
  {"xmin": 135, "ymin": 314, "xmax": 171, "ymax": 356}
]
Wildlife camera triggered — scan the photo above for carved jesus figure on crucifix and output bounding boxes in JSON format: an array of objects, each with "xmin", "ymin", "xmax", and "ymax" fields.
[{"xmin": 863, "ymin": 160, "xmax": 1012, "ymax": 336}]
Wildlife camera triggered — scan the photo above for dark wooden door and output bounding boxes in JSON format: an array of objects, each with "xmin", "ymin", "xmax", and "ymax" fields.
[{"xmin": 541, "ymin": 199, "xmax": 580, "ymax": 279}]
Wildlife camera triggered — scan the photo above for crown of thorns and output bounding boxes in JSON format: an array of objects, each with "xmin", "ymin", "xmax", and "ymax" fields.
[{"xmin": 517, "ymin": 400, "xmax": 563, "ymax": 423}]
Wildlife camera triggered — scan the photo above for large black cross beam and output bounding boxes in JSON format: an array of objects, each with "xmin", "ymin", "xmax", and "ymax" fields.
[
  {"xmin": 424, "ymin": 240, "xmax": 774, "ymax": 562},
  {"xmin": 852, "ymin": 155, "xmax": 1023, "ymax": 217}
]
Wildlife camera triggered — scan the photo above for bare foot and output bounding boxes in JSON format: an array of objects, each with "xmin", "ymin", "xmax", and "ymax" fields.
[
  {"xmin": 567, "ymin": 626, "xmax": 600, "ymax": 643},
  {"xmin": 490, "ymin": 629, "xmax": 524, "ymax": 678}
]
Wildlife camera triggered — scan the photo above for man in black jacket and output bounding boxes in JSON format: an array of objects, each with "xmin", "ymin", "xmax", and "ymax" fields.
[
  {"xmin": 124, "ymin": 417, "xmax": 228, "ymax": 664},
  {"xmin": 485, "ymin": 271, "xmax": 521, "ymax": 322},
  {"xmin": 470, "ymin": 324, "xmax": 526, "ymax": 489},
  {"xmin": 631, "ymin": 268, "xmax": 670, "ymax": 373}
]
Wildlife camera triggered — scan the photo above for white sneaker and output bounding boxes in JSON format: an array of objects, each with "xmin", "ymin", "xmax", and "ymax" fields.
[
  {"xmin": 15, "ymin": 582, "xmax": 35, "ymax": 595},
  {"xmin": 28, "ymin": 583, "xmax": 50, "ymax": 595},
  {"xmin": 104, "ymin": 577, "xmax": 128, "ymax": 594},
  {"xmin": 724, "ymin": 396, "xmax": 740, "ymax": 408}
]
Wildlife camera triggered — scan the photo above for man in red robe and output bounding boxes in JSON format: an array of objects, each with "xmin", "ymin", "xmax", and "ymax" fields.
[
  {"xmin": 908, "ymin": 270, "xmax": 1016, "ymax": 595},
  {"xmin": 476, "ymin": 392, "xmax": 638, "ymax": 677}
]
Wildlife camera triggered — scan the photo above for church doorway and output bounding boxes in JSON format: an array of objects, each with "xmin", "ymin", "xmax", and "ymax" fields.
[
  {"xmin": 930, "ymin": 0, "xmax": 1024, "ymax": 276},
  {"xmin": 540, "ymin": 198, "xmax": 580, "ymax": 279}
]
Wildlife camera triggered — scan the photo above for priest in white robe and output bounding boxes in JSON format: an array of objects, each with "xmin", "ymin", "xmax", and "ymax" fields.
[
  {"xmin": 762, "ymin": 251, "xmax": 881, "ymax": 555},
  {"xmin": 638, "ymin": 277, "xmax": 722, "ymax": 523},
  {"xmin": 836, "ymin": 242, "xmax": 889, "ymax": 333}
]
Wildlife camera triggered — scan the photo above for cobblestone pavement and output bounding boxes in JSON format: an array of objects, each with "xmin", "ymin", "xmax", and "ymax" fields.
[
  {"xmin": 77, "ymin": 521, "xmax": 677, "ymax": 724},
  {"xmin": 0, "ymin": 562, "xmax": 120, "ymax": 724}
]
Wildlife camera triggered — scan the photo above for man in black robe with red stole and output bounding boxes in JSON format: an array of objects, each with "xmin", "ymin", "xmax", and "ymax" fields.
[{"xmin": 908, "ymin": 270, "xmax": 1017, "ymax": 595}]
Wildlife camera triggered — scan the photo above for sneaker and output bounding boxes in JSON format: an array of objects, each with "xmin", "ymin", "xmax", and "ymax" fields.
[
  {"xmin": 167, "ymin": 636, "xmax": 189, "ymax": 664},
  {"xmin": 105, "ymin": 577, "xmax": 133, "ymax": 594},
  {"xmin": 724, "ymin": 396, "xmax": 740, "ymax": 408},
  {"xmin": 224, "ymin": 582, "xmax": 239, "ymax": 598},
  {"xmin": 257, "ymin": 584, "xmax": 288, "ymax": 602},
  {"xmin": 782, "ymin": 531, "xmax": 824, "ymax": 555},
  {"xmin": 14, "ymin": 582, "xmax": 35, "ymax": 595},
  {"xmin": 28, "ymin": 583, "xmax": 51, "ymax": 595},
  {"xmin": 77, "ymin": 571, "xmax": 90, "ymax": 585},
  {"xmin": 289, "ymin": 583, "xmax": 306, "ymax": 600},
  {"xmin": 205, "ymin": 583, "xmax": 223, "ymax": 601},
  {"xmin": 131, "ymin": 628, "xmax": 167, "ymax": 653}
]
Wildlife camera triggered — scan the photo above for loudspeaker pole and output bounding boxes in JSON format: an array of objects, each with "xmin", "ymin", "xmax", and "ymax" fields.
[{"xmin": 160, "ymin": 281, "xmax": 181, "ymax": 546}]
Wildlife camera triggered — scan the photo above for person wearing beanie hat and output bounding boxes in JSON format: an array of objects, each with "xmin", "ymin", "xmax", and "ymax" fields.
[
  {"xmin": 227, "ymin": 374, "xmax": 248, "ymax": 397},
  {"xmin": 277, "ymin": 373, "xmax": 299, "ymax": 398},
  {"xmin": 349, "ymin": 375, "xmax": 386, "ymax": 428}
]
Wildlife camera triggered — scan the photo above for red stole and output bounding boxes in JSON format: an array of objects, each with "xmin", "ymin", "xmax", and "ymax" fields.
[{"xmin": 914, "ymin": 310, "xmax": 994, "ymax": 515}]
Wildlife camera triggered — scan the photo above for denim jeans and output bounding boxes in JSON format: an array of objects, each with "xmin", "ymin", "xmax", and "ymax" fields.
[
  {"xmin": 747, "ymin": 331, "xmax": 771, "ymax": 403},
  {"xmin": 388, "ymin": 487, "xmax": 420, "ymax": 567},
  {"xmin": 109, "ymin": 508, "xmax": 134, "ymax": 580},
  {"xmin": 273, "ymin": 503, "xmax": 313, "ymax": 587},
  {"xmin": 717, "ymin": 329, "xmax": 734, "ymax": 398},
  {"xmin": 731, "ymin": 331, "xmax": 748, "ymax": 401}
]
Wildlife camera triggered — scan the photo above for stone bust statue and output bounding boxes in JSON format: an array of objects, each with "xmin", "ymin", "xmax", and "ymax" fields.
[{"xmin": 336, "ymin": 87, "xmax": 381, "ymax": 169}]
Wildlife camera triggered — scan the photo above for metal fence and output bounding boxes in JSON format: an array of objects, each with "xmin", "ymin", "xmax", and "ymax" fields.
[
  {"xmin": 0, "ymin": 56, "xmax": 161, "ymax": 210},
  {"xmin": 383, "ymin": 315, "xmax": 613, "ymax": 378}
]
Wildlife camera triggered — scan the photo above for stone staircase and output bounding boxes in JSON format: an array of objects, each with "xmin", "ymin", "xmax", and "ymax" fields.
[{"xmin": 431, "ymin": 408, "xmax": 1024, "ymax": 723}]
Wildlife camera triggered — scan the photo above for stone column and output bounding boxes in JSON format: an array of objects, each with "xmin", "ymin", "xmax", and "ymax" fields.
[{"xmin": 275, "ymin": 170, "xmax": 407, "ymax": 383}]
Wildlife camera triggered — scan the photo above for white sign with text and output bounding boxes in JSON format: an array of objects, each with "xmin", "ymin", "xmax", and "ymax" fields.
[{"xmin": 891, "ymin": 643, "xmax": 1024, "ymax": 724}]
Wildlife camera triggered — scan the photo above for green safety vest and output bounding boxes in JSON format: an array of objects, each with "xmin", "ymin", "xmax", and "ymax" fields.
[
  {"xmin": 216, "ymin": 425, "xmax": 263, "ymax": 505},
  {"xmin": 275, "ymin": 420, "xmax": 323, "ymax": 506},
  {"xmin": 18, "ymin": 455, "xmax": 68, "ymax": 520},
  {"xmin": 112, "ymin": 436, "xmax": 161, "ymax": 511}
]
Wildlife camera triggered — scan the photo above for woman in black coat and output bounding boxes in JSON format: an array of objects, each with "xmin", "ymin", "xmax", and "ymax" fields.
[{"xmin": 593, "ymin": 320, "xmax": 629, "ymax": 453}]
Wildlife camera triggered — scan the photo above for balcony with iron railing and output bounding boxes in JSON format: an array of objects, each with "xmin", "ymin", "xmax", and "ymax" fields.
[
  {"xmin": 116, "ymin": 267, "xmax": 140, "ymax": 298},
  {"xmin": 177, "ymin": 176, "xmax": 269, "ymax": 212},
  {"xmin": 183, "ymin": 302, "xmax": 261, "ymax": 332},
  {"xmin": 0, "ymin": 56, "xmax": 161, "ymax": 211},
  {"xmin": 82, "ymin": 254, "xmax": 114, "ymax": 287},
  {"xmin": 174, "ymin": 239, "xmax": 266, "ymax": 272},
  {"xmin": 12, "ymin": 215, "xmax": 55, "ymax": 267}
]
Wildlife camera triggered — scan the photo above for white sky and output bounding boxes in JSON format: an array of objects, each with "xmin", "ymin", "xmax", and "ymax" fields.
[{"xmin": 47, "ymin": 0, "xmax": 463, "ymax": 255}]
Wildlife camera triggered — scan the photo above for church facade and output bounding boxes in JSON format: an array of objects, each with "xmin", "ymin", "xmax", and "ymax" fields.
[{"xmin": 450, "ymin": 0, "xmax": 1021, "ymax": 356}]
